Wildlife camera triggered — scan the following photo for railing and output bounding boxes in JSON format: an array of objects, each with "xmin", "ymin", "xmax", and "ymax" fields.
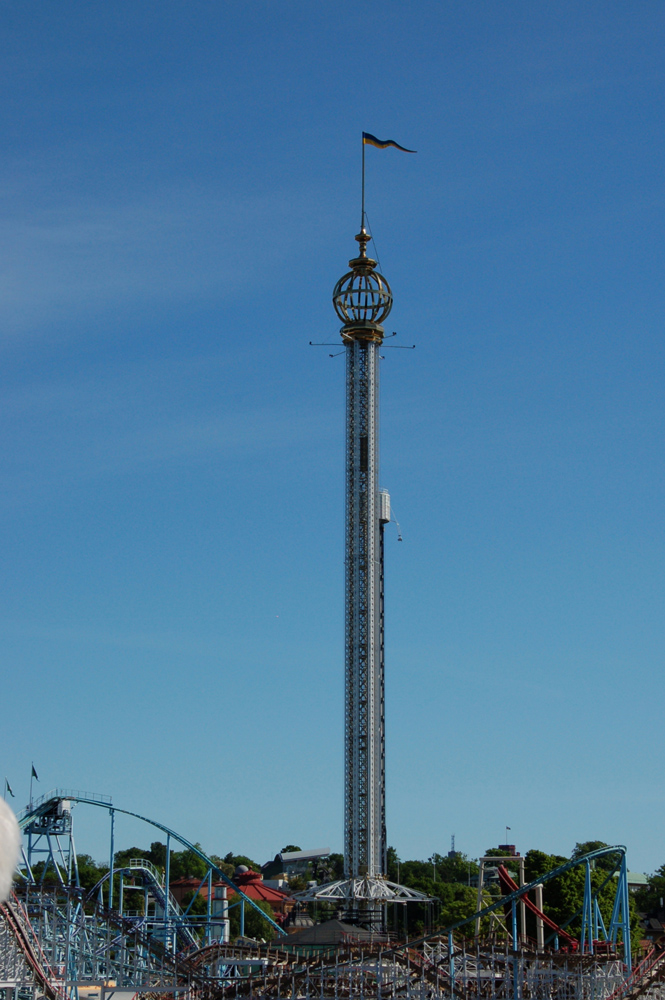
[
  {"xmin": 19, "ymin": 788, "xmax": 112, "ymax": 819},
  {"xmin": 128, "ymin": 857, "xmax": 164, "ymax": 885},
  {"xmin": 607, "ymin": 946, "xmax": 665, "ymax": 1000},
  {"xmin": 119, "ymin": 859, "xmax": 194, "ymax": 945},
  {"xmin": 1, "ymin": 894, "xmax": 66, "ymax": 1000}
]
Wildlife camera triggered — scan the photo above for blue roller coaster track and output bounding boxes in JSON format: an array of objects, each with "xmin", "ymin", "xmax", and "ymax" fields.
[
  {"xmin": 390, "ymin": 844, "xmax": 632, "ymax": 973},
  {"xmin": 19, "ymin": 788, "xmax": 286, "ymax": 939},
  {"xmin": 1, "ymin": 788, "xmax": 641, "ymax": 1000}
]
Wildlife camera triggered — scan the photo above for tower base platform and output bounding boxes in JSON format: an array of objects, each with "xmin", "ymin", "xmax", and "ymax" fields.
[{"xmin": 294, "ymin": 876, "xmax": 431, "ymax": 904}]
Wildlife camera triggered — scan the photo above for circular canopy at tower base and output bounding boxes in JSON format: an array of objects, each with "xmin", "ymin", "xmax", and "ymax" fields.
[{"xmin": 293, "ymin": 876, "xmax": 432, "ymax": 904}]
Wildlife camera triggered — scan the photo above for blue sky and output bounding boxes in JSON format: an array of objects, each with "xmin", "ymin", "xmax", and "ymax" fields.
[{"xmin": 2, "ymin": 1, "xmax": 665, "ymax": 876}]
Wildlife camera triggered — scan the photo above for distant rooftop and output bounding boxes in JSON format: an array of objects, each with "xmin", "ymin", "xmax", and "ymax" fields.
[{"xmin": 279, "ymin": 848, "xmax": 330, "ymax": 862}]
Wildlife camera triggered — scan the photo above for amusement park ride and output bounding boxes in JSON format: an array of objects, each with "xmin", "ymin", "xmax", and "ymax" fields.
[
  {"xmin": 1, "ymin": 149, "xmax": 663, "ymax": 998},
  {"xmin": 298, "ymin": 182, "xmax": 430, "ymax": 921},
  {"xmin": 0, "ymin": 787, "xmax": 657, "ymax": 1000}
]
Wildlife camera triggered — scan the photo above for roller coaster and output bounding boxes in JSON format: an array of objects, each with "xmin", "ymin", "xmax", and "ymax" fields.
[{"xmin": 1, "ymin": 790, "xmax": 663, "ymax": 1000}]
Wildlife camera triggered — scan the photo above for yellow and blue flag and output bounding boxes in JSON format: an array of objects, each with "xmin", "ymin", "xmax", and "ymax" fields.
[{"xmin": 363, "ymin": 132, "xmax": 416, "ymax": 153}]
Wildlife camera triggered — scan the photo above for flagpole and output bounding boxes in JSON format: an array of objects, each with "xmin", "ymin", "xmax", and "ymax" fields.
[
  {"xmin": 30, "ymin": 765, "xmax": 33, "ymax": 809},
  {"xmin": 361, "ymin": 134, "xmax": 365, "ymax": 230}
]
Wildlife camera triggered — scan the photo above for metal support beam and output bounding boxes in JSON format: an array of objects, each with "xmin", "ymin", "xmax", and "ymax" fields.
[
  {"xmin": 344, "ymin": 336, "xmax": 384, "ymax": 882},
  {"xmin": 164, "ymin": 833, "xmax": 171, "ymax": 952},
  {"xmin": 534, "ymin": 883, "xmax": 544, "ymax": 951},
  {"xmin": 108, "ymin": 809, "xmax": 115, "ymax": 911},
  {"xmin": 581, "ymin": 860, "xmax": 594, "ymax": 955}
]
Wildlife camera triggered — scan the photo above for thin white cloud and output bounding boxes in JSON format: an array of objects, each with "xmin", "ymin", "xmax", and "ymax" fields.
[
  {"xmin": 0, "ymin": 616, "xmax": 234, "ymax": 657},
  {"xmin": 1, "ymin": 356, "xmax": 336, "ymax": 505},
  {"xmin": 0, "ymin": 176, "xmax": 317, "ymax": 339}
]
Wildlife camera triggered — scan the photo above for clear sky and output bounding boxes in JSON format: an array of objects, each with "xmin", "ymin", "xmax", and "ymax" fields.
[{"xmin": 2, "ymin": 1, "xmax": 664, "ymax": 876}]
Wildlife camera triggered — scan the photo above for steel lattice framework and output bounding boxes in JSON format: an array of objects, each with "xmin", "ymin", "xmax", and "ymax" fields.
[
  {"xmin": 296, "ymin": 227, "xmax": 430, "ymax": 914},
  {"xmin": 344, "ymin": 335, "xmax": 385, "ymax": 879},
  {"xmin": 0, "ymin": 794, "xmax": 640, "ymax": 1000},
  {"xmin": 337, "ymin": 228, "xmax": 390, "ymax": 886}
]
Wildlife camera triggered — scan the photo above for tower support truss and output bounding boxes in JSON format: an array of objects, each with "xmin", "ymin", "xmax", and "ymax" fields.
[
  {"xmin": 297, "ymin": 226, "xmax": 430, "ymax": 919},
  {"xmin": 344, "ymin": 337, "xmax": 385, "ymax": 881}
]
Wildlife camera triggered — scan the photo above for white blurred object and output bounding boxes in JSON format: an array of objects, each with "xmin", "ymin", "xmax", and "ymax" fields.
[{"xmin": 0, "ymin": 799, "xmax": 21, "ymax": 901}]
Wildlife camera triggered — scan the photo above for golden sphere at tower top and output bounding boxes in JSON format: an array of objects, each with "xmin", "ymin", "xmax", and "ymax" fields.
[{"xmin": 332, "ymin": 268, "xmax": 393, "ymax": 328}]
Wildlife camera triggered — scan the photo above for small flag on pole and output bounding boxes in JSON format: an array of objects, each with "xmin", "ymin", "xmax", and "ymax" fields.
[
  {"xmin": 362, "ymin": 132, "xmax": 416, "ymax": 153},
  {"xmin": 5, "ymin": 779, "xmax": 14, "ymax": 798},
  {"xmin": 31, "ymin": 765, "xmax": 39, "ymax": 781}
]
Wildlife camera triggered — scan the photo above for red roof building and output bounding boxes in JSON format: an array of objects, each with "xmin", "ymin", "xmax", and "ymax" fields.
[
  {"xmin": 170, "ymin": 869, "xmax": 294, "ymax": 919},
  {"xmin": 228, "ymin": 869, "xmax": 294, "ymax": 917}
]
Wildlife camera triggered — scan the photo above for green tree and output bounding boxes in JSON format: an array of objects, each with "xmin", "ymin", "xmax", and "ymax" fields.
[
  {"xmin": 76, "ymin": 854, "xmax": 108, "ymax": 893},
  {"xmin": 209, "ymin": 855, "xmax": 235, "ymax": 877},
  {"xmin": 571, "ymin": 841, "xmax": 616, "ymax": 871},
  {"xmin": 328, "ymin": 853, "xmax": 344, "ymax": 878},
  {"xmin": 310, "ymin": 854, "xmax": 342, "ymax": 883},
  {"xmin": 524, "ymin": 847, "xmax": 615, "ymax": 934},
  {"xmin": 228, "ymin": 899, "xmax": 276, "ymax": 942},
  {"xmin": 524, "ymin": 849, "xmax": 568, "ymax": 882},
  {"xmin": 114, "ymin": 845, "xmax": 156, "ymax": 870},
  {"xmin": 380, "ymin": 850, "xmax": 481, "ymax": 936},
  {"xmin": 29, "ymin": 856, "xmax": 108, "ymax": 891},
  {"xmin": 147, "ymin": 841, "xmax": 168, "ymax": 867},
  {"xmin": 223, "ymin": 852, "xmax": 261, "ymax": 871},
  {"xmin": 115, "ymin": 842, "xmax": 213, "ymax": 881},
  {"xmin": 434, "ymin": 883, "xmax": 479, "ymax": 930},
  {"xmin": 635, "ymin": 863, "xmax": 665, "ymax": 915},
  {"xmin": 524, "ymin": 846, "xmax": 641, "ymax": 955},
  {"xmin": 434, "ymin": 852, "xmax": 479, "ymax": 885},
  {"xmin": 386, "ymin": 847, "xmax": 400, "ymax": 882},
  {"xmin": 180, "ymin": 887, "xmax": 208, "ymax": 937},
  {"xmin": 169, "ymin": 845, "xmax": 208, "ymax": 880}
]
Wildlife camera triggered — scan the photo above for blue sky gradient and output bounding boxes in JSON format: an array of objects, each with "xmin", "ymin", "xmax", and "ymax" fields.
[{"xmin": 2, "ymin": 1, "xmax": 664, "ymax": 874}]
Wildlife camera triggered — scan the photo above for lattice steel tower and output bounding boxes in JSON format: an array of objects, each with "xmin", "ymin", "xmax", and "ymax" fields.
[
  {"xmin": 297, "ymin": 224, "xmax": 428, "ymax": 921},
  {"xmin": 333, "ymin": 226, "xmax": 391, "ymax": 883}
]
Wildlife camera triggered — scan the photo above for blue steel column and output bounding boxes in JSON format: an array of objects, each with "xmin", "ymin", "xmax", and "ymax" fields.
[
  {"xmin": 581, "ymin": 859, "xmax": 594, "ymax": 955},
  {"xmin": 610, "ymin": 853, "xmax": 632, "ymax": 971},
  {"xmin": 621, "ymin": 854, "xmax": 632, "ymax": 971},
  {"xmin": 108, "ymin": 809, "xmax": 115, "ymax": 910},
  {"xmin": 164, "ymin": 833, "xmax": 171, "ymax": 951},
  {"xmin": 206, "ymin": 868, "xmax": 212, "ymax": 945}
]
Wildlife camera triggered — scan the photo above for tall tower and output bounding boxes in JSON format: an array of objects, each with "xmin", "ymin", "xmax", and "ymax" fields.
[
  {"xmin": 297, "ymin": 222, "xmax": 429, "ymax": 924},
  {"xmin": 333, "ymin": 225, "xmax": 391, "ymax": 883}
]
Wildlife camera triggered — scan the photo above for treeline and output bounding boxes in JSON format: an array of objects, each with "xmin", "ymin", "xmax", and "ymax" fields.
[
  {"xmin": 35, "ymin": 841, "xmax": 261, "ymax": 895},
  {"xmin": 27, "ymin": 838, "xmax": 664, "ymax": 950},
  {"xmin": 31, "ymin": 842, "xmax": 277, "ymax": 940},
  {"xmin": 384, "ymin": 841, "xmax": 648, "ymax": 947}
]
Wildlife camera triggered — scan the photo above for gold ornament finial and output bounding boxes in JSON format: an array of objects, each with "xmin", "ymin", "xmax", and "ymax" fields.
[
  {"xmin": 332, "ymin": 228, "xmax": 393, "ymax": 341},
  {"xmin": 355, "ymin": 227, "xmax": 370, "ymax": 259}
]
